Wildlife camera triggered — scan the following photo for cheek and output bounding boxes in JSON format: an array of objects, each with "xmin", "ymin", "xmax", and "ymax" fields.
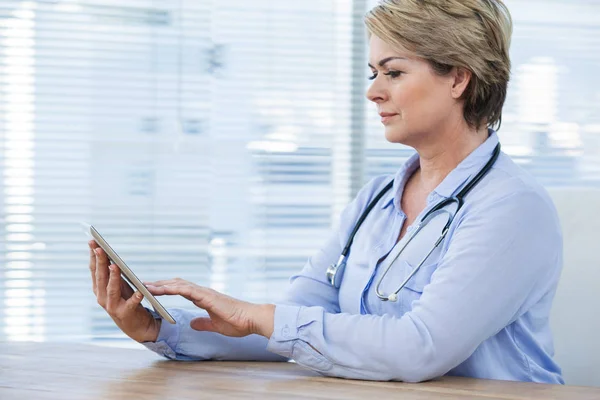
[{"xmin": 391, "ymin": 79, "xmax": 449, "ymax": 123}]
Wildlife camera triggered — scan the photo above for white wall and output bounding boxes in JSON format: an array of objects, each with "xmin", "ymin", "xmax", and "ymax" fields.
[{"xmin": 549, "ymin": 188, "xmax": 600, "ymax": 387}]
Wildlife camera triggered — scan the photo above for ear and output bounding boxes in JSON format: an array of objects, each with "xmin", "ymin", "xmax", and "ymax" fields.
[{"xmin": 450, "ymin": 67, "xmax": 472, "ymax": 99}]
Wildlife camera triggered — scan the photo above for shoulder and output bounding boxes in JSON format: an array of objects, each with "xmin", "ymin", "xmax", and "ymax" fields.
[
  {"xmin": 447, "ymin": 152, "xmax": 564, "ymax": 293},
  {"xmin": 335, "ymin": 174, "xmax": 394, "ymax": 233},
  {"xmin": 356, "ymin": 174, "xmax": 395, "ymax": 204},
  {"xmin": 458, "ymin": 152, "xmax": 562, "ymax": 239}
]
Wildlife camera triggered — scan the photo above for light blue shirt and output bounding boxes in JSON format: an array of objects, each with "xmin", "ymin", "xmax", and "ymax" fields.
[{"xmin": 144, "ymin": 130, "xmax": 564, "ymax": 384}]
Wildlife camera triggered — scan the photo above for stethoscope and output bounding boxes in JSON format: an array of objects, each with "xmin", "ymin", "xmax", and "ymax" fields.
[{"xmin": 326, "ymin": 143, "xmax": 501, "ymax": 301}]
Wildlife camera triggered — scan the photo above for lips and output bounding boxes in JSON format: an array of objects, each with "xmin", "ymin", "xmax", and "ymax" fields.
[{"xmin": 379, "ymin": 112, "xmax": 398, "ymax": 124}]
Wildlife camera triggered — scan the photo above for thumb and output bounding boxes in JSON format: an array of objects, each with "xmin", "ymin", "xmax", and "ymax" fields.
[
  {"xmin": 190, "ymin": 317, "xmax": 217, "ymax": 332},
  {"xmin": 125, "ymin": 291, "xmax": 144, "ymax": 311}
]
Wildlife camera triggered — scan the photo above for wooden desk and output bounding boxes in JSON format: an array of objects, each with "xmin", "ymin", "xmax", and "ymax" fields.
[{"xmin": 1, "ymin": 343, "xmax": 599, "ymax": 400}]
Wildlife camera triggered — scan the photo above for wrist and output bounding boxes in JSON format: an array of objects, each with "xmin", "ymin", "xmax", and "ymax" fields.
[
  {"xmin": 138, "ymin": 315, "xmax": 161, "ymax": 343},
  {"xmin": 150, "ymin": 318, "xmax": 162, "ymax": 342},
  {"xmin": 253, "ymin": 303, "xmax": 275, "ymax": 338}
]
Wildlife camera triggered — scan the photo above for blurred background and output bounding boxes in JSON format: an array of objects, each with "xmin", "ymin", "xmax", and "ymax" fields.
[{"xmin": 0, "ymin": 0, "xmax": 598, "ymax": 386}]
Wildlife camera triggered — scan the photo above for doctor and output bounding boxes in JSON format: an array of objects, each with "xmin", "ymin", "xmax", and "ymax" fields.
[{"xmin": 89, "ymin": 0, "xmax": 564, "ymax": 383}]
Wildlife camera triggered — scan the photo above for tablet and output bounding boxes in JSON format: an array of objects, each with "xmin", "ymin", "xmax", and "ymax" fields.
[{"xmin": 84, "ymin": 224, "xmax": 176, "ymax": 324}]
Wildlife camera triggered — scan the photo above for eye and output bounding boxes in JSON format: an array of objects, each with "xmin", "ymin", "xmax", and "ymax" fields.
[
  {"xmin": 383, "ymin": 70, "xmax": 403, "ymax": 78},
  {"xmin": 367, "ymin": 70, "xmax": 403, "ymax": 81}
]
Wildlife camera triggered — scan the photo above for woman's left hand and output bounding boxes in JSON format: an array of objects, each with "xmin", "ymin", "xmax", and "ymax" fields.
[{"xmin": 144, "ymin": 278, "xmax": 275, "ymax": 338}]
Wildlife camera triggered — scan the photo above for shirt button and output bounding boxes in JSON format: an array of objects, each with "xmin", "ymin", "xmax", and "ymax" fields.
[{"xmin": 281, "ymin": 325, "xmax": 290, "ymax": 338}]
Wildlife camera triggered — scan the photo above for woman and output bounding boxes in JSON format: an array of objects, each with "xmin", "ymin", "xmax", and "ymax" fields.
[{"xmin": 89, "ymin": 0, "xmax": 564, "ymax": 383}]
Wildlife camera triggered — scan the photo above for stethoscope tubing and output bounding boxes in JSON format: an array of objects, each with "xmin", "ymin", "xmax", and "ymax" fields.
[{"xmin": 326, "ymin": 143, "xmax": 501, "ymax": 299}]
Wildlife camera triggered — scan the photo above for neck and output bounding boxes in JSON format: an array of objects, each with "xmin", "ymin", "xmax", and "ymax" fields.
[{"xmin": 416, "ymin": 123, "xmax": 489, "ymax": 192}]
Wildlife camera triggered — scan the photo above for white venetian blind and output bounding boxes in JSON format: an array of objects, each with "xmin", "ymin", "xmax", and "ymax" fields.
[
  {"xmin": 0, "ymin": 0, "xmax": 361, "ymax": 343},
  {"xmin": 1, "ymin": 0, "xmax": 598, "ymax": 344}
]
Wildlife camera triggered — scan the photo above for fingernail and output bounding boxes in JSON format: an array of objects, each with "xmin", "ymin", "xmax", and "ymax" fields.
[
  {"xmin": 136, "ymin": 293, "xmax": 143, "ymax": 299},
  {"xmin": 94, "ymin": 248, "xmax": 101, "ymax": 255}
]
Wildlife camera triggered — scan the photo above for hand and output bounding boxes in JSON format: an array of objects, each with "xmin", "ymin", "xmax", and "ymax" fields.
[
  {"xmin": 144, "ymin": 278, "xmax": 275, "ymax": 338},
  {"xmin": 88, "ymin": 240, "xmax": 161, "ymax": 343}
]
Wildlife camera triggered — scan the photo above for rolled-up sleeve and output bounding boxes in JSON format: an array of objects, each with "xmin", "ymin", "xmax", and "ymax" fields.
[{"xmin": 266, "ymin": 189, "xmax": 562, "ymax": 382}]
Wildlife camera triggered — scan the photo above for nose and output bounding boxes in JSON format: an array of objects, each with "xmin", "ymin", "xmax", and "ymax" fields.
[{"xmin": 366, "ymin": 76, "xmax": 388, "ymax": 104}]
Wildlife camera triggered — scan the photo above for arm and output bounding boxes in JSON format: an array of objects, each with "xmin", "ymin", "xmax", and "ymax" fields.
[
  {"xmin": 141, "ymin": 217, "xmax": 344, "ymax": 361},
  {"xmin": 280, "ymin": 176, "xmax": 391, "ymax": 311},
  {"xmin": 266, "ymin": 190, "xmax": 562, "ymax": 381},
  {"xmin": 142, "ymin": 307, "xmax": 286, "ymax": 361},
  {"xmin": 143, "ymin": 177, "xmax": 388, "ymax": 361}
]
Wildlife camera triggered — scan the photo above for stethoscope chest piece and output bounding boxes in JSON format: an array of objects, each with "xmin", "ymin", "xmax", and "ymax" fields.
[{"xmin": 326, "ymin": 255, "xmax": 347, "ymax": 288}]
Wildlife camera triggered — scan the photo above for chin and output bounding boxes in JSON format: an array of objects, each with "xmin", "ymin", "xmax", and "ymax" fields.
[{"xmin": 384, "ymin": 126, "xmax": 412, "ymax": 146}]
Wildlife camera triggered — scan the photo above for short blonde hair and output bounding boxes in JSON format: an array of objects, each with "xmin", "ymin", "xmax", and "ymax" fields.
[{"xmin": 365, "ymin": 0, "xmax": 513, "ymax": 131}]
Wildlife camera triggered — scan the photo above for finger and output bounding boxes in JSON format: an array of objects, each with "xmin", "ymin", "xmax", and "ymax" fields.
[
  {"xmin": 146, "ymin": 283, "xmax": 213, "ymax": 308},
  {"xmin": 120, "ymin": 278, "xmax": 135, "ymax": 299},
  {"xmin": 95, "ymin": 247, "xmax": 110, "ymax": 304},
  {"xmin": 88, "ymin": 246, "xmax": 97, "ymax": 294},
  {"xmin": 144, "ymin": 284, "xmax": 177, "ymax": 296},
  {"xmin": 124, "ymin": 291, "xmax": 144, "ymax": 312},
  {"xmin": 105, "ymin": 264, "xmax": 122, "ymax": 312},
  {"xmin": 143, "ymin": 278, "xmax": 185, "ymax": 287},
  {"xmin": 190, "ymin": 317, "xmax": 217, "ymax": 332},
  {"xmin": 145, "ymin": 283, "xmax": 198, "ymax": 301}
]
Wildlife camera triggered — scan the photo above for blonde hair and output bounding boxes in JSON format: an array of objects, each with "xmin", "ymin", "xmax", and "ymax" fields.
[{"xmin": 365, "ymin": 0, "xmax": 513, "ymax": 131}]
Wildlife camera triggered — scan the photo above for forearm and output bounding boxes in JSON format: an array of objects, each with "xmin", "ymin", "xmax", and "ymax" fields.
[
  {"xmin": 265, "ymin": 305, "xmax": 428, "ymax": 381},
  {"xmin": 143, "ymin": 308, "xmax": 288, "ymax": 362}
]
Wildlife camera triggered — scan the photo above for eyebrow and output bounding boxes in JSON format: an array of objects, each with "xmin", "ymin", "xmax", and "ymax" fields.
[{"xmin": 368, "ymin": 56, "xmax": 407, "ymax": 69}]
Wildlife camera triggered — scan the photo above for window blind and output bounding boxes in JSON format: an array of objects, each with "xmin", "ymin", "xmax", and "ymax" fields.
[
  {"xmin": 0, "ymin": 0, "xmax": 360, "ymax": 343},
  {"xmin": 0, "ymin": 0, "xmax": 598, "ymax": 344}
]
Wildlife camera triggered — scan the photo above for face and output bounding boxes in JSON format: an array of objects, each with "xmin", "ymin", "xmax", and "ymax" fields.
[{"xmin": 366, "ymin": 35, "xmax": 463, "ymax": 148}]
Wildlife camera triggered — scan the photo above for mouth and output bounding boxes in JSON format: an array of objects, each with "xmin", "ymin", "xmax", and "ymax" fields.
[{"xmin": 379, "ymin": 113, "xmax": 398, "ymax": 124}]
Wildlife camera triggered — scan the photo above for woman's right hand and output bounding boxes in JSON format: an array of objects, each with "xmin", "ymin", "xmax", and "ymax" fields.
[{"xmin": 88, "ymin": 240, "xmax": 161, "ymax": 343}]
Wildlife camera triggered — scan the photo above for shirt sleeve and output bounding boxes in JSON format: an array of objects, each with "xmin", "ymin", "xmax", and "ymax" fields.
[
  {"xmin": 280, "ymin": 176, "xmax": 391, "ymax": 311},
  {"xmin": 266, "ymin": 189, "xmax": 562, "ymax": 382},
  {"xmin": 143, "ymin": 176, "xmax": 387, "ymax": 361},
  {"xmin": 142, "ymin": 307, "xmax": 288, "ymax": 361}
]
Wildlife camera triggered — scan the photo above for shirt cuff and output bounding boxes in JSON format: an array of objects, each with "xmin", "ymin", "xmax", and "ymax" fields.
[
  {"xmin": 141, "ymin": 308, "xmax": 180, "ymax": 359},
  {"xmin": 266, "ymin": 304, "xmax": 301, "ymax": 358}
]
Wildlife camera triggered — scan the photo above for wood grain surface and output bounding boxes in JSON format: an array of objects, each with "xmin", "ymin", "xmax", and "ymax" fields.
[{"xmin": 1, "ymin": 342, "xmax": 599, "ymax": 400}]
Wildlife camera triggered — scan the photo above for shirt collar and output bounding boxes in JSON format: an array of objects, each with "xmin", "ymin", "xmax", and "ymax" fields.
[
  {"xmin": 380, "ymin": 128, "xmax": 499, "ymax": 210},
  {"xmin": 380, "ymin": 152, "xmax": 419, "ymax": 210}
]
